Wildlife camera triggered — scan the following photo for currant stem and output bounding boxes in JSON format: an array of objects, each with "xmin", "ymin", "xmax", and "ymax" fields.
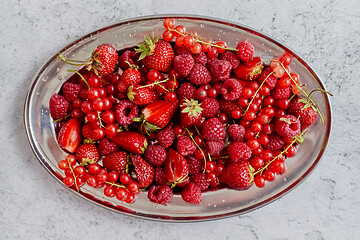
[
  {"xmin": 136, "ymin": 78, "xmax": 170, "ymax": 89},
  {"xmin": 67, "ymin": 69, "xmax": 90, "ymax": 90},
  {"xmin": 66, "ymin": 158, "xmax": 79, "ymax": 192},
  {"xmin": 184, "ymin": 127, "xmax": 208, "ymax": 173},
  {"xmin": 105, "ymin": 181, "xmax": 127, "ymax": 189}
]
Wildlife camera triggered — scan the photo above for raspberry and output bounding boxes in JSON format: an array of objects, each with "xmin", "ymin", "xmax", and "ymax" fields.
[
  {"xmin": 98, "ymin": 138, "xmax": 119, "ymax": 156},
  {"xmin": 201, "ymin": 118, "xmax": 226, "ymax": 141},
  {"xmin": 288, "ymin": 98, "xmax": 318, "ymax": 129},
  {"xmin": 49, "ymin": 93, "xmax": 69, "ymax": 119},
  {"xmin": 115, "ymin": 100, "xmax": 139, "ymax": 125},
  {"xmin": 201, "ymin": 98, "xmax": 219, "ymax": 118},
  {"xmin": 156, "ymin": 125, "xmax": 175, "ymax": 148},
  {"xmin": 145, "ymin": 144, "xmax": 167, "ymax": 167},
  {"xmin": 219, "ymin": 99, "xmax": 241, "ymax": 116},
  {"xmin": 191, "ymin": 173, "xmax": 210, "ymax": 190},
  {"xmin": 272, "ymin": 82, "xmax": 292, "ymax": 99},
  {"xmin": 236, "ymin": 40, "xmax": 254, "ymax": 62},
  {"xmin": 62, "ymin": 83, "xmax": 82, "ymax": 102},
  {"xmin": 177, "ymin": 135, "xmax": 196, "ymax": 156},
  {"xmin": 187, "ymin": 155, "xmax": 204, "ymax": 175},
  {"xmin": 275, "ymin": 115, "xmax": 301, "ymax": 138},
  {"xmin": 220, "ymin": 51, "xmax": 240, "ymax": 69},
  {"xmin": 205, "ymin": 140, "xmax": 225, "ymax": 155},
  {"xmin": 264, "ymin": 134, "xmax": 285, "ymax": 151},
  {"xmin": 208, "ymin": 59, "xmax": 232, "ymax": 82},
  {"xmin": 220, "ymin": 78, "xmax": 243, "ymax": 101},
  {"xmin": 193, "ymin": 51, "xmax": 208, "ymax": 65},
  {"xmin": 147, "ymin": 185, "xmax": 173, "ymax": 206},
  {"xmin": 189, "ymin": 63, "xmax": 212, "ymax": 85},
  {"xmin": 228, "ymin": 124, "xmax": 245, "ymax": 141},
  {"xmin": 174, "ymin": 54, "xmax": 195, "ymax": 77},
  {"xmin": 118, "ymin": 50, "xmax": 139, "ymax": 69},
  {"xmin": 258, "ymin": 67, "xmax": 277, "ymax": 89},
  {"xmin": 176, "ymin": 82, "xmax": 196, "ymax": 100},
  {"xmin": 181, "ymin": 182, "xmax": 202, "ymax": 204},
  {"xmin": 174, "ymin": 45, "xmax": 192, "ymax": 56},
  {"xmin": 154, "ymin": 167, "xmax": 168, "ymax": 185},
  {"xmin": 226, "ymin": 142, "xmax": 252, "ymax": 162}
]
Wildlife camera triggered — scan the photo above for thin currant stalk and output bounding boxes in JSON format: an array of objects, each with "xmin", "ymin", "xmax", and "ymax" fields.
[
  {"xmin": 105, "ymin": 181, "xmax": 127, "ymax": 189},
  {"xmin": 136, "ymin": 78, "xmax": 170, "ymax": 89},
  {"xmin": 184, "ymin": 128, "xmax": 208, "ymax": 173},
  {"xmin": 67, "ymin": 69, "xmax": 90, "ymax": 89},
  {"xmin": 66, "ymin": 158, "xmax": 79, "ymax": 192}
]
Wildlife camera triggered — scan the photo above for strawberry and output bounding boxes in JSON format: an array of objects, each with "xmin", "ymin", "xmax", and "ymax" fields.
[
  {"xmin": 142, "ymin": 99, "xmax": 179, "ymax": 131},
  {"xmin": 181, "ymin": 183, "xmax": 202, "ymax": 204},
  {"xmin": 222, "ymin": 161, "xmax": 254, "ymax": 190},
  {"xmin": 136, "ymin": 37, "xmax": 174, "ymax": 73},
  {"xmin": 234, "ymin": 56, "xmax": 263, "ymax": 81},
  {"xmin": 82, "ymin": 122, "xmax": 102, "ymax": 141},
  {"xmin": 288, "ymin": 98, "xmax": 318, "ymax": 129},
  {"xmin": 102, "ymin": 151, "xmax": 128, "ymax": 174},
  {"xmin": 127, "ymin": 85, "xmax": 152, "ymax": 105},
  {"xmin": 131, "ymin": 154, "xmax": 154, "ymax": 188},
  {"xmin": 75, "ymin": 143, "xmax": 100, "ymax": 166},
  {"xmin": 120, "ymin": 66, "xmax": 141, "ymax": 88},
  {"xmin": 108, "ymin": 131, "xmax": 148, "ymax": 154},
  {"xmin": 164, "ymin": 148, "xmax": 189, "ymax": 184},
  {"xmin": 180, "ymin": 98, "xmax": 203, "ymax": 128},
  {"xmin": 57, "ymin": 118, "xmax": 81, "ymax": 153},
  {"xmin": 88, "ymin": 44, "xmax": 118, "ymax": 76}
]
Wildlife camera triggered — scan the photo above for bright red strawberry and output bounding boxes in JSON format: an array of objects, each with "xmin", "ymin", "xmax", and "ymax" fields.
[
  {"xmin": 131, "ymin": 154, "xmax": 154, "ymax": 188},
  {"xmin": 288, "ymin": 98, "xmax": 318, "ymax": 129},
  {"xmin": 57, "ymin": 118, "xmax": 81, "ymax": 153},
  {"xmin": 89, "ymin": 44, "xmax": 118, "ymax": 76},
  {"xmin": 189, "ymin": 63, "xmax": 212, "ymax": 85},
  {"xmin": 180, "ymin": 98, "xmax": 203, "ymax": 128},
  {"xmin": 148, "ymin": 185, "xmax": 173, "ymax": 205},
  {"xmin": 98, "ymin": 138, "xmax": 119, "ymax": 156},
  {"xmin": 142, "ymin": 99, "xmax": 179, "ymax": 130},
  {"xmin": 164, "ymin": 148, "xmax": 189, "ymax": 183},
  {"xmin": 102, "ymin": 151, "xmax": 128, "ymax": 174},
  {"xmin": 222, "ymin": 161, "xmax": 254, "ymax": 190},
  {"xmin": 136, "ymin": 37, "xmax": 175, "ymax": 73},
  {"xmin": 120, "ymin": 66, "xmax": 141, "ymax": 88},
  {"xmin": 49, "ymin": 93, "xmax": 69, "ymax": 119},
  {"xmin": 181, "ymin": 182, "xmax": 202, "ymax": 204},
  {"xmin": 234, "ymin": 56, "xmax": 263, "ymax": 81},
  {"xmin": 75, "ymin": 143, "xmax": 100, "ymax": 166},
  {"xmin": 127, "ymin": 85, "xmax": 152, "ymax": 105},
  {"xmin": 108, "ymin": 131, "xmax": 148, "ymax": 154},
  {"xmin": 236, "ymin": 40, "xmax": 254, "ymax": 62},
  {"xmin": 173, "ymin": 54, "xmax": 195, "ymax": 77},
  {"xmin": 62, "ymin": 83, "xmax": 82, "ymax": 102}
]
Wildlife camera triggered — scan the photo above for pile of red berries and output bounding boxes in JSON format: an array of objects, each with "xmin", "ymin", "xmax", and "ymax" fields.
[{"xmin": 50, "ymin": 18, "xmax": 322, "ymax": 205}]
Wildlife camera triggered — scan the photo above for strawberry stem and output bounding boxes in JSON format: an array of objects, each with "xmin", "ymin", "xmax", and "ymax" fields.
[
  {"xmin": 184, "ymin": 127, "xmax": 208, "ymax": 173},
  {"xmin": 57, "ymin": 54, "xmax": 93, "ymax": 66}
]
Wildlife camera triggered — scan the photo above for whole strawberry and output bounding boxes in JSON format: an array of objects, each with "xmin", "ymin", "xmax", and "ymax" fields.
[
  {"xmin": 108, "ymin": 131, "xmax": 148, "ymax": 154},
  {"xmin": 120, "ymin": 66, "xmax": 141, "ymax": 89},
  {"xmin": 222, "ymin": 161, "xmax": 254, "ymax": 190},
  {"xmin": 102, "ymin": 151, "xmax": 128, "ymax": 174},
  {"xmin": 88, "ymin": 43, "xmax": 118, "ymax": 76},
  {"xmin": 75, "ymin": 143, "xmax": 100, "ymax": 166},
  {"xmin": 131, "ymin": 154, "xmax": 154, "ymax": 188},
  {"xmin": 127, "ymin": 85, "xmax": 152, "ymax": 105},
  {"xmin": 180, "ymin": 98, "xmax": 203, "ymax": 128},
  {"xmin": 288, "ymin": 98, "xmax": 318, "ymax": 129},
  {"xmin": 181, "ymin": 183, "xmax": 202, "ymax": 204}
]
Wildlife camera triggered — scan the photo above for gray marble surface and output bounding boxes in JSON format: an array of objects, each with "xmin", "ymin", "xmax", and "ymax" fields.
[{"xmin": 1, "ymin": 0, "xmax": 359, "ymax": 239}]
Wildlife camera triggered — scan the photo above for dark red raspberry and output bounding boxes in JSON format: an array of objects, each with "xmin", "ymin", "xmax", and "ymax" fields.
[
  {"xmin": 272, "ymin": 82, "xmax": 292, "ymax": 99},
  {"xmin": 156, "ymin": 125, "xmax": 175, "ymax": 148},
  {"xmin": 189, "ymin": 63, "xmax": 212, "ymax": 85},
  {"xmin": 118, "ymin": 50, "xmax": 139, "ymax": 70},
  {"xmin": 264, "ymin": 134, "xmax": 285, "ymax": 151},
  {"xmin": 176, "ymin": 82, "xmax": 196, "ymax": 100},
  {"xmin": 258, "ymin": 67, "xmax": 277, "ymax": 89},
  {"xmin": 220, "ymin": 51, "xmax": 240, "ymax": 69},
  {"xmin": 193, "ymin": 51, "xmax": 208, "ymax": 65},
  {"xmin": 191, "ymin": 173, "xmax": 210, "ymax": 191},
  {"xmin": 222, "ymin": 161, "xmax": 254, "ymax": 190},
  {"xmin": 145, "ymin": 144, "xmax": 167, "ymax": 167},
  {"xmin": 275, "ymin": 114, "xmax": 301, "ymax": 138},
  {"xmin": 228, "ymin": 124, "xmax": 245, "ymax": 141},
  {"xmin": 201, "ymin": 98, "xmax": 219, "ymax": 118},
  {"xmin": 187, "ymin": 155, "xmax": 204, "ymax": 175},
  {"xmin": 154, "ymin": 167, "xmax": 169, "ymax": 185},
  {"xmin": 181, "ymin": 183, "xmax": 202, "ymax": 204},
  {"xmin": 220, "ymin": 78, "xmax": 243, "ymax": 101},
  {"xmin": 219, "ymin": 99, "xmax": 241, "ymax": 116},
  {"xmin": 174, "ymin": 54, "xmax": 195, "ymax": 77},
  {"xmin": 208, "ymin": 59, "xmax": 232, "ymax": 82},
  {"xmin": 148, "ymin": 185, "xmax": 173, "ymax": 206},
  {"xmin": 49, "ymin": 93, "xmax": 69, "ymax": 119},
  {"xmin": 201, "ymin": 118, "xmax": 226, "ymax": 141},
  {"xmin": 226, "ymin": 142, "xmax": 252, "ymax": 162},
  {"xmin": 174, "ymin": 45, "xmax": 192, "ymax": 56},
  {"xmin": 205, "ymin": 140, "xmax": 225, "ymax": 155},
  {"xmin": 62, "ymin": 83, "xmax": 82, "ymax": 102},
  {"xmin": 177, "ymin": 135, "xmax": 197, "ymax": 156},
  {"xmin": 236, "ymin": 40, "xmax": 254, "ymax": 62},
  {"xmin": 288, "ymin": 98, "xmax": 318, "ymax": 129},
  {"xmin": 115, "ymin": 99, "xmax": 139, "ymax": 125},
  {"xmin": 98, "ymin": 138, "xmax": 119, "ymax": 156}
]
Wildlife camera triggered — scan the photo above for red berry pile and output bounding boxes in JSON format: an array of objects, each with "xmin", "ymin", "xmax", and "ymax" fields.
[{"xmin": 51, "ymin": 18, "xmax": 325, "ymax": 205}]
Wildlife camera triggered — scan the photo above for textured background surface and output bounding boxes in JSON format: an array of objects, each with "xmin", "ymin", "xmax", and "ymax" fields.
[{"xmin": 1, "ymin": 0, "xmax": 359, "ymax": 239}]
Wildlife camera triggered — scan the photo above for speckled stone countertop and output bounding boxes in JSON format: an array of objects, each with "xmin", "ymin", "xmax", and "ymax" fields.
[{"xmin": 1, "ymin": 0, "xmax": 359, "ymax": 239}]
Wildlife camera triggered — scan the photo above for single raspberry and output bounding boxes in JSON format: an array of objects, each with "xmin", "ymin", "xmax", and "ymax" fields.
[
  {"xmin": 193, "ymin": 51, "xmax": 208, "ymax": 65},
  {"xmin": 220, "ymin": 51, "xmax": 240, "ymax": 69},
  {"xmin": 177, "ymin": 135, "xmax": 197, "ymax": 156},
  {"xmin": 272, "ymin": 82, "xmax": 292, "ymax": 99},
  {"xmin": 176, "ymin": 82, "xmax": 196, "ymax": 100},
  {"xmin": 201, "ymin": 118, "xmax": 226, "ymax": 141},
  {"xmin": 145, "ymin": 144, "xmax": 167, "ymax": 167},
  {"xmin": 174, "ymin": 45, "xmax": 193, "ymax": 56},
  {"xmin": 228, "ymin": 124, "xmax": 245, "ymax": 141},
  {"xmin": 236, "ymin": 40, "xmax": 254, "ymax": 62},
  {"xmin": 187, "ymin": 155, "xmax": 204, "ymax": 175},
  {"xmin": 201, "ymin": 98, "xmax": 219, "ymax": 118},
  {"xmin": 264, "ymin": 134, "xmax": 285, "ymax": 151},
  {"xmin": 173, "ymin": 54, "xmax": 195, "ymax": 77},
  {"xmin": 226, "ymin": 142, "xmax": 252, "ymax": 162},
  {"xmin": 208, "ymin": 59, "xmax": 232, "ymax": 82},
  {"xmin": 258, "ymin": 67, "xmax": 277, "ymax": 89},
  {"xmin": 154, "ymin": 167, "xmax": 169, "ymax": 185},
  {"xmin": 220, "ymin": 78, "xmax": 243, "ymax": 101},
  {"xmin": 205, "ymin": 140, "xmax": 225, "ymax": 155},
  {"xmin": 288, "ymin": 98, "xmax": 318, "ymax": 129},
  {"xmin": 118, "ymin": 50, "xmax": 139, "ymax": 69},
  {"xmin": 62, "ymin": 83, "xmax": 82, "ymax": 102},
  {"xmin": 147, "ymin": 185, "xmax": 173, "ymax": 206},
  {"xmin": 275, "ymin": 115, "xmax": 301, "ymax": 138},
  {"xmin": 49, "ymin": 93, "xmax": 69, "ymax": 119},
  {"xmin": 181, "ymin": 182, "xmax": 202, "ymax": 204},
  {"xmin": 156, "ymin": 124, "xmax": 175, "ymax": 148},
  {"xmin": 189, "ymin": 63, "xmax": 212, "ymax": 85},
  {"xmin": 191, "ymin": 173, "xmax": 210, "ymax": 191},
  {"xmin": 222, "ymin": 161, "xmax": 254, "ymax": 190},
  {"xmin": 115, "ymin": 99, "xmax": 139, "ymax": 125},
  {"xmin": 98, "ymin": 138, "xmax": 119, "ymax": 156},
  {"xmin": 219, "ymin": 98, "xmax": 241, "ymax": 116}
]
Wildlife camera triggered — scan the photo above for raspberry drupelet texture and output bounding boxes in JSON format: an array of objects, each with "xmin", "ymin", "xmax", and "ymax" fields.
[
  {"xmin": 220, "ymin": 78, "xmax": 243, "ymax": 101},
  {"xmin": 189, "ymin": 63, "xmax": 212, "ymax": 85},
  {"xmin": 201, "ymin": 98, "xmax": 220, "ymax": 118},
  {"xmin": 49, "ymin": 94, "xmax": 69, "ymax": 119},
  {"xmin": 145, "ymin": 144, "xmax": 167, "ymax": 167},
  {"xmin": 220, "ymin": 51, "xmax": 240, "ymax": 69},
  {"xmin": 181, "ymin": 182, "xmax": 202, "ymax": 204},
  {"xmin": 236, "ymin": 40, "xmax": 254, "ymax": 62},
  {"xmin": 208, "ymin": 59, "xmax": 232, "ymax": 82},
  {"xmin": 201, "ymin": 117, "xmax": 226, "ymax": 141},
  {"xmin": 177, "ymin": 135, "xmax": 197, "ymax": 156},
  {"xmin": 187, "ymin": 155, "xmax": 204, "ymax": 175},
  {"xmin": 206, "ymin": 140, "xmax": 225, "ymax": 155},
  {"xmin": 147, "ymin": 185, "xmax": 173, "ymax": 206},
  {"xmin": 275, "ymin": 114, "xmax": 301, "ymax": 138},
  {"xmin": 264, "ymin": 134, "xmax": 285, "ymax": 151},
  {"xmin": 191, "ymin": 173, "xmax": 210, "ymax": 191},
  {"xmin": 227, "ymin": 142, "xmax": 252, "ymax": 162},
  {"xmin": 174, "ymin": 54, "xmax": 195, "ymax": 77},
  {"xmin": 177, "ymin": 82, "xmax": 196, "ymax": 100},
  {"xmin": 156, "ymin": 124, "xmax": 175, "ymax": 148},
  {"xmin": 115, "ymin": 99, "xmax": 139, "ymax": 126},
  {"xmin": 228, "ymin": 124, "xmax": 246, "ymax": 142}
]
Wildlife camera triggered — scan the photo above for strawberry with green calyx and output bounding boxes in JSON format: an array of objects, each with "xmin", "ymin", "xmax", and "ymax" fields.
[
  {"xmin": 108, "ymin": 131, "xmax": 148, "ymax": 154},
  {"xmin": 131, "ymin": 154, "xmax": 154, "ymax": 188},
  {"xmin": 75, "ymin": 143, "xmax": 100, "ymax": 166},
  {"xmin": 234, "ymin": 56, "xmax": 263, "ymax": 81},
  {"xmin": 135, "ymin": 36, "xmax": 175, "ymax": 73},
  {"xmin": 180, "ymin": 98, "xmax": 203, "ymax": 128},
  {"xmin": 127, "ymin": 85, "xmax": 152, "ymax": 105},
  {"xmin": 57, "ymin": 118, "xmax": 82, "ymax": 153},
  {"xmin": 164, "ymin": 148, "xmax": 189, "ymax": 186}
]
